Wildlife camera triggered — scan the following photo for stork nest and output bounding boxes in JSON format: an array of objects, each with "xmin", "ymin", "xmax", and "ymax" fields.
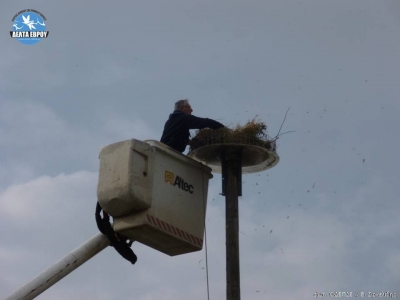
[{"xmin": 189, "ymin": 118, "xmax": 277, "ymax": 153}]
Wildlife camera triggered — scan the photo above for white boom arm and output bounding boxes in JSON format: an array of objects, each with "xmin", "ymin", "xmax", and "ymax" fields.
[{"xmin": 5, "ymin": 233, "xmax": 109, "ymax": 300}]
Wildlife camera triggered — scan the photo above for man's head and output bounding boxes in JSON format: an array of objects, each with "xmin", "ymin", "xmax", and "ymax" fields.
[{"xmin": 175, "ymin": 99, "xmax": 193, "ymax": 115}]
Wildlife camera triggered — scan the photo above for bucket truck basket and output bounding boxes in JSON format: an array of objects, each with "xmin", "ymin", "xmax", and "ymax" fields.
[{"xmin": 97, "ymin": 139, "xmax": 212, "ymax": 256}]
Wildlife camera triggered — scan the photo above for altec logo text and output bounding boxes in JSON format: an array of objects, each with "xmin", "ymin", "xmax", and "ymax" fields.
[{"xmin": 165, "ymin": 171, "xmax": 194, "ymax": 194}]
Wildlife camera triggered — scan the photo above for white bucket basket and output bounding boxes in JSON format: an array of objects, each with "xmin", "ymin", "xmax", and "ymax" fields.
[{"xmin": 97, "ymin": 139, "xmax": 213, "ymax": 256}]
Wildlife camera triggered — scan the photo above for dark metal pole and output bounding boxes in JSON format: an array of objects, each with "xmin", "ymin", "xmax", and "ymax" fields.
[{"xmin": 224, "ymin": 151, "xmax": 241, "ymax": 300}]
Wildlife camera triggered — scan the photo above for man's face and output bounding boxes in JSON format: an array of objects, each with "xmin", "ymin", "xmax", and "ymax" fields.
[{"xmin": 181, "ymin": 102, "xmax": 193, "ymax": 115}]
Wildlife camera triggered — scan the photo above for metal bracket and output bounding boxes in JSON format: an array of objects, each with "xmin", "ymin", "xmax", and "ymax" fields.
[
  {"xmin": 221, "ymin": 150, "xmax": 227, "ymax": 196},
  {"xmin": 220, "ymin": 149, "xmax": 242, "ymax": 197},
  {"xmin": 236, "ymin": 150, "xmax": 242, "ymax": 197}
]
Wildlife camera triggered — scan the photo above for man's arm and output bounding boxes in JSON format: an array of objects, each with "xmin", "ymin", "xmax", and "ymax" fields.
[{"xmin": 185, "ymin": 115, "xmax": 224, "ymax": 130}]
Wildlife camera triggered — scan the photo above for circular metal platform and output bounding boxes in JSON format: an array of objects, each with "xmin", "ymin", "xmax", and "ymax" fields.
[{"xmin": 188, "ymin": 144, "xmax": 279, "ymax": 174}]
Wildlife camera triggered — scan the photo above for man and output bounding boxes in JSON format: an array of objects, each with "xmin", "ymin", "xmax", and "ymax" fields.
[{"xmin": 160, "ymin": 99, "xmax": 224, "ymax": 153}]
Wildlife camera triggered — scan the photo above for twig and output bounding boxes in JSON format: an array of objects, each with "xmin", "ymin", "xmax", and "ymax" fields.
[
  {"xmin": 270, "ymin": 131, "xmax": 295, "ymax": 143},
  {"xmin": 276, "ymin": 107, "xmax": 291, "ymax": 138},
  {"xmin": 275, "ymin": 130, "xmax": 295, "ymax": 138}
]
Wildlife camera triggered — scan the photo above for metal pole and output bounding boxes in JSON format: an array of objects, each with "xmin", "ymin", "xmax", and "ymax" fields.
[
  {"xmin": 224, "ymin": 152, "xmax": 241, "ymax": 300},
  {"xmin": 5, "ymin": 233, "xmax": 109, "ymax": 300}
]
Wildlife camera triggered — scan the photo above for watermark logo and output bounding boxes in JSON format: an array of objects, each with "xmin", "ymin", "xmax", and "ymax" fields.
[{"xmin": 10, "ymin": 9, "xmax": 49, "ymax": 45}]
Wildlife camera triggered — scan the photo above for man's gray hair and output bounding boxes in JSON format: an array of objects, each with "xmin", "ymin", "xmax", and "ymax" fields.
[{"xmin": 174, "ymin": 99, "xmax": 188, "ymax": 110}]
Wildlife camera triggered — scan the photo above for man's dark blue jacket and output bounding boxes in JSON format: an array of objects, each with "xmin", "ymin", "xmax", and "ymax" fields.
[{"xmin": 160, "ymin": 110, "xmax": 224, "ymax": 153}]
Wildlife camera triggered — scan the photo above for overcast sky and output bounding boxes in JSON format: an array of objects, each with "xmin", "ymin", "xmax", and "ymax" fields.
[{"xmin": 1, "ymin": 0, "xmax": 400, "ymax": 299}]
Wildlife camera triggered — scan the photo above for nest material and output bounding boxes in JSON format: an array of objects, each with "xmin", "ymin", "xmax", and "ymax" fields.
[{"xmin": 189, "ymin": 118, "xmax": 277, "ymax": 152}]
